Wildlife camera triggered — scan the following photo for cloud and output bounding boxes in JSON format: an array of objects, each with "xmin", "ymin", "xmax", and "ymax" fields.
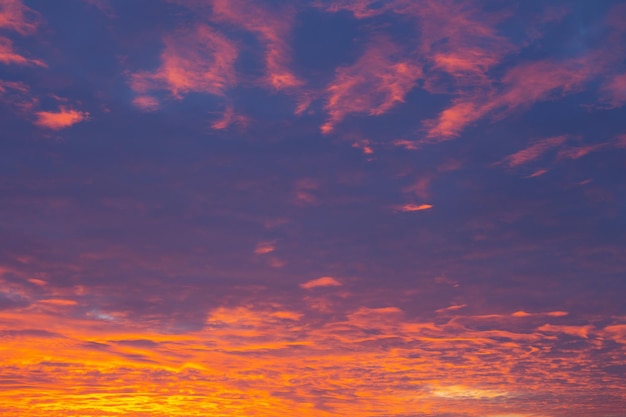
[
  {"xmin": 600, "ymin": 73, "xmax": 626, "ymax": 108},
  {"xmin": 395, "ymin": 203, "xmax": 433, "ymax": 212},
  {"xmin": 403, "ymin": 177, "xmax": 431, "ymax": 200},
  {"xmin": 0, "ymin": 80, "xmax": 37, "ymax": 110},
  {"xmin": 211, "ymin": 105, "xmax": 247, "ymax": 130},
  {"xmin": 131, "ymin": 95, "xmax": 159, "ymax": 112},
  {"xmin": 130, "ymin": 24, "xmax": 238, "ymax": 100},
  {"xmin": 321, "ymin": 36, "xmax": 421, "ymax": 133},
  {"xmin": 426, "ymin": 58, "xmax": 595, "ymax": 139},
  {"xmin": 300, "ymin": 276, "xmax": 342, "ymax": 289},
  {"xmin": 431, "ymin": 385, "xmax": 510, "ymax": 400},
  {"xmin": 498, "ymin": 136, "xmax": 568, "ymax": 168},
  {"xmin": 0, "ymin": 1, "xmax": 44, "ymax": 67},
  {"xmin": 209, "ymin": 0, "xmax": 302, "ymax": 90},
  {"xmin": 511, "ymin": 311, "xmax": 568, "ymax": 318},
  {"xmin": 409, "ymin": 0, "xmax": 513, "ymax": 86},
  {"xmin": 0, "ymin": 36, "xmax": 44, "ymax": 66},
  {"xmin": 556, "ymin": 144, "xmax": 607, "ymax": 161},
  {"xmin": 0, "ymin": 0, "xmax": 39, "ymax": 35},
  {"xmin": 316, "ymin": 0, "xmax": 389, "ymax": 19},
  {"xmin": 254, "ymin": 241, "xmax": 275, "ymax": 255},
  {"xmin": 34, "ymin": 107, "xmax": 89, "ymax": 130}
]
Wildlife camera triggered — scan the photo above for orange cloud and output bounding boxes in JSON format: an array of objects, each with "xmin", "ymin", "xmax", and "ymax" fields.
[
  {"xmin": 130, "ymin": 25, "xmax": 237, "ymax": 100},
  {"xmin": 34, "ymin": 107, "xmax": 89, "ymax": 130},
  {"xmin": 210, "ymin": 0, "xmax": 302, "ymax": 90},
  {"xmin": 512, "ymin": 311, "xmax": 568, "ymax": 318},
  {"xmin": 300, "ymin": 276, "xmax": 342, "ymax": 289},
  {"xmin": 395, "ymin": 203, "xmax": 433, "ymax": 212},
  {"xmin": 0, "ymin": 302, "xmax": 624, "ymax": 416},
  {"xmin": 322, "ymin": 37, "xmax": 421, "ymax": 133},
  {"xmin": 436, "ymin": 304, "xmax": 467, "ymax": 313}
]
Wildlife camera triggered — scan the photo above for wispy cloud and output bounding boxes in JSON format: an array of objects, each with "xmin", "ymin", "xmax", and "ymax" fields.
[
  {"xmin": 130, "ymin": 25, "xmax": 238, "ymax": 101},
  {"xmin": 211, "ymin": 105, "xmax": 247, "ymax": 130},
  {"xmin": 426, "ymin": 58, "xmax": 595, "ymax": 139},
  {"xmin": 0, "ymin": 0, "xmax": 39, "ymax": 35},
  {"xmin": 210, "ymin": 0, "xmax": 302, "ymax": 90},
  {"xmin": 322, "ymin": 36, "xmax": 421, "ymax": 133},
  {"xmin": 499, "ymin": 136, "xmax": 568, "ymax": 168},
  {"xmin": 0, "ymin": 36, "xmax": 43, "ymax": 66}
]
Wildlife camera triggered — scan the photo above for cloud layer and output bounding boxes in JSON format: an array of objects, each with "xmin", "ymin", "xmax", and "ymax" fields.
[{"xmin": 0, "ymin": 1, "xmax": 625, "ymax": 416}]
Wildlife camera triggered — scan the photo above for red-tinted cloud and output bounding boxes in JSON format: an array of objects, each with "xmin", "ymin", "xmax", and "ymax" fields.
[
  {"xmin": 322, "ymin": 37, "xmax": 421, "ymax": 133},
  {"xmin": 210, "ymin": 0, "xmax": 302, "ymax": 90},
  {"xmin": 0, "ymin": 0, "xmax": 39, "ymax": 35},
  {"xmin": 130, "ymin": 25, "xmax": 238, "ymax": 101},
  {"xmin": 499, "ymin": 136, "xmax": 568, "ymax": 168},
  {"xmin": 211, "ymin": 105, "xmax": 247, "ymax": 130},
  {"xmin": 426, "ymin": 59, "xmax": 596, "ymax": 139},
  {"xmin": 34, "ymin": 107, "xmax": 89, "ymax": 130}
]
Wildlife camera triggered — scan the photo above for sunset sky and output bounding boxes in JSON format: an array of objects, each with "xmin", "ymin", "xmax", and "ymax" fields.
[{"xmin": 1, "ymin": 0, "xmax": 626, "ymax": 416}]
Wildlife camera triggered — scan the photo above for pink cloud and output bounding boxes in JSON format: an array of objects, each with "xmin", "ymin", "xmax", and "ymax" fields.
[
  {"xmin": 499, "ymin": 136, "xmax": 568, "ymax": 168},
  {"xmin": 557, "ymin": 144, "xmax": 607, "ymax": 161},
  {"xmin": 209, "ymin": 0, "xmax": 302, "ymax": 90},
  {"xmin": 0, "ymin": 80, "xmax": 37, "ymax": 111},
  {"xmin": 0, "ymin": 0, "xmax": 39, "ymax": 35},
  {"xmin": 0, "ymin": 36, "xmax": 43, "ymax": 66},
  {"xmin": 316, "ymin": 0, "xmax": 388, "ymax": 19},
  {"xmin": 130, "ymin": 25, "xmax": 237, "ymax": 100},
  {"xmin": 600, "ymin": 73, "xmax": 626, "ymax": 108},
  {"xmin": 253, "ymin": 241, "xmax": 275, "ymax": 255},
  {"xmin": 34, "ymin": 107, "xmax": 89, "ymax": 130},
  {"xmin": 408, "ymin": 0, "xmax": 513, "ymax": 87},
  {"xmin": 211, "ymin": 105, "xmax": 247, "ymax": 130},
  {"xmin": 426, "ymin": 59, "xmax": 595, "ymax": 139},
  {"xmin": 403, "ymin": 177, "xmax": 431, "ymax": 200},
  {"xmin": 131, "ymin": 95, "xmax": 159, "ymax": 112},
  {"xmin": 300, "ymin": 276, "xmax": 342, "ymax": 289},
  {"xmin": 321, "ymin": 37, "xmax": 421, "ymax": 133}
]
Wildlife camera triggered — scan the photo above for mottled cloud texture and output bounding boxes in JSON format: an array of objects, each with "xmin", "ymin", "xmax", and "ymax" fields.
[{"xmin": 1, "ymin": 0, "xmax": 625, "ymax": 416}]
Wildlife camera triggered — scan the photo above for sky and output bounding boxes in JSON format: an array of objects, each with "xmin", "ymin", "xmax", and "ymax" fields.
[{"xmin": 1, "ymin": 0, "xmax": 626, "ymax": 416}]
